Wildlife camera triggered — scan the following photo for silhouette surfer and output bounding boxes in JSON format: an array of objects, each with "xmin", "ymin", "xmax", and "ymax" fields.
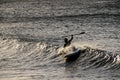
[{"xmin": 64, "ymin": 35, "xmax": 73, "ymax": 48}]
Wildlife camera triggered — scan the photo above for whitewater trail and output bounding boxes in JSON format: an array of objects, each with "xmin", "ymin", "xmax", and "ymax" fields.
[
  {"xmin": 0, "ymin": 39, "xmax": 62, "ymax": 70},
  {"xmin": 0, "ymin": 38, "xmax": 120, "ymax": 71},
  {"xmin": 0, "ymin": 37, "xmax": 120, "ymax": 80}
]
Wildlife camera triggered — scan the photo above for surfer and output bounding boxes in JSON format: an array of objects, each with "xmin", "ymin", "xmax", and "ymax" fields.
[
  {"xmin": 61, "ymin": 35, "xmax": 81, "ymax": 62},
  {"xmin": 64, "ymin": 35, "xmax": 73, "ymax": 48},
  {"xmin": 63, "ymin": 32, "xmax": 85, "ymax": 48},
  {"xmin": 58, "ymin": 32, "xmax": 86, "ymax": 62}
]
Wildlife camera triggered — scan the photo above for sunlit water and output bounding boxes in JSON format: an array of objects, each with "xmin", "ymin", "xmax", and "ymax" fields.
[{"xmin": 0, "ymin": 0, "xmax": 120, "ymax": 80}]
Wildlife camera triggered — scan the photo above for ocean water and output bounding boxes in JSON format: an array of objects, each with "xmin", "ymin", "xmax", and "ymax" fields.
[{"xmin": 0, "ymin": 0, "xmax": 120, "ymax": 80}]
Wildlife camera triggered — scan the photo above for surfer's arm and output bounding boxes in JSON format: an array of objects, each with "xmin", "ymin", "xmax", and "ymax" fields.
[{"xmin": 69, "ymin": 35, "xmax": 73, "ymax": 42}]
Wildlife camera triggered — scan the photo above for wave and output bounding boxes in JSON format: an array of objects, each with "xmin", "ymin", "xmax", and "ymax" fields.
[
  {"xmin": 64, "ymin": 46, "xmax": 120, "ymax": 70},
  {"xmin": 0, "ymin": 38, "xmax": 61, "ymax": 70},
  {"xmin": 58, "ymin": 40, "xmax": 120, "ymax": 70},
  {"xmin": 0, "ymin": 38, "xmax": 120, "ymax": 70},
  {"xmin": 0, "ymin": 13, "xmax": 120, "ymax": 23}
]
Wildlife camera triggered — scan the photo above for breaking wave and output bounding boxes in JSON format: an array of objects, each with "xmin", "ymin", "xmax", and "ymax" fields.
[
  {"xmin": 0, "ymin": 38, "xmax": 120, "ymax": 71},
  {"xmin": 0, "ymin": 38, "xmax": 61, "ymax": 70},
  {"xmin": 75, "ymin": 47, "xmax": 120, "ymax": 70}
]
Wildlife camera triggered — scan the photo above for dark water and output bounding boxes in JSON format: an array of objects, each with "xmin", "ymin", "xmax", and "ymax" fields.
[{"xmin": 0, "ymin": 0, "xmax": 120, "ymax": 80}]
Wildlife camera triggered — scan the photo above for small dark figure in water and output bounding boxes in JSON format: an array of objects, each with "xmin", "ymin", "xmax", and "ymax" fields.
[
  {"xmin": 58, "ymin": 34, "xmax": 85, "ymax": 62},
  {"xmin": 64, "ymin": 35, "xmax": 73, "ymax": 48},
  {"xmin": 61, "ymin": 35, "xmax": 84, "ymax": 62}
]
